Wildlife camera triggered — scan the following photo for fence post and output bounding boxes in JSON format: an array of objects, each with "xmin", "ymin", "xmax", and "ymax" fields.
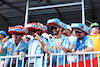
[{"xmin": 44, "ymin": 53, "xmax": 48, "ymax": 67}]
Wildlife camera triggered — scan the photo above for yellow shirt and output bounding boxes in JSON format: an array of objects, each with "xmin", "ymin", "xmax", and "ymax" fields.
[{"xmin": 89, "ymin": 34, "xmax": 100, "ymax": 57}]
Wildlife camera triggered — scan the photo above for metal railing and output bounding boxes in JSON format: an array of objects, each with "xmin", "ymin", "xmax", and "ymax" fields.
[
  {"xmin": 49, "ymin": 51, "xmax": 100, "ymax": 67},
  {"xmin": 0, "ymin": 51, "xmax": 100, "ymax": 67},
  {"xmin": 24, "ymin": 0, "xmax": 85, "ymax": 27},
  {"xmin": 0, "ymin": 54, "xmax": 44, "ymax": 67}
]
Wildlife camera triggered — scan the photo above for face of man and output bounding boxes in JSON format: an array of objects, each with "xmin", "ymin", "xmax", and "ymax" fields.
[
  {"xmin": 12, "ymin": 33, "xmax": 22, "ymax": 42},
  {"xmin": 62, "ymin": 29, "xmax": 71, "ymax": 37},
  {"xmin": 26, "ymin": 37, "xmax": 31, "ymax": 42},
  {"xmin": 31, "ymin": 29, "xmax": 42, "ymax": 37},
  {"xmin": 0, "ymin": 34, "xmax": 4, "ymax": 40},
  {"xmin": 92, "ymin": 26, "xmax": 99, "ymax": 34},
  {"xmin": 51, "ymin": 25, "xmax": 60, "ymax": 35},
  {"xmin": 74, "ymin": 30, "xmax": 85, "ymax": 39}
]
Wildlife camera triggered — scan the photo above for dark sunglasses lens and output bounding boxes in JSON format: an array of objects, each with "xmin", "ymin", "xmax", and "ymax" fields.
[
  {"xmin": 51, "ymin": 27, "xmax": 58, "ymax": 30},
  {"xmin": 31, "ymin": 30, "xmax": 36, "ymax": 32},
  {"xmin": 75, "ymin": 31, "xmax": 82, "ymax": 34},
  {"xmin": 16, "ymin": 33, "xmax": 22, "ymax": 35},
  {"xmin": 75, "ymin": 31, "xmax": 77, "ymax": 34}
]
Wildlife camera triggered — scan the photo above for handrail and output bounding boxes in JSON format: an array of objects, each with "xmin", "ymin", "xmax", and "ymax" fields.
[
  {"xmin": 49, "ymin": 51, "xmax": 100, "ymax": 56},
  {"xmin": 0, "ymin": 54, "xmax": 44, "ymax": 59}
]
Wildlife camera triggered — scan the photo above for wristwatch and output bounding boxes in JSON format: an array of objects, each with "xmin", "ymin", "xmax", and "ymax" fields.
[{"xmin": 39, "ymin": 39, "xmax": 43, "ymax": 42}]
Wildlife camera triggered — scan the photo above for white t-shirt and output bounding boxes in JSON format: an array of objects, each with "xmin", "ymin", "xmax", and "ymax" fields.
[
  {"xmin": 68, "ymin": 36, "xmax": 77, "ymax": 43},
  {"xmin": 67, "ymin": 36, "xmax": 77, "ymax": 63},
  {"xmin": 55, "ymin": 39, "xmax": 60, "ymax": 45},
  {"xmin": 55, "ymin": 39, "xmax": 60, "ymax": 53},
  {"xmin": 29, "ymin": 40, "xmax": 38, "ymax": 63}
]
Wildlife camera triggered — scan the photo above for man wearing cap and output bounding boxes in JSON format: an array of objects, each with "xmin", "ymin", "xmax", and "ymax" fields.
[
  {"xmin": 44, "ymin": 18, "xmax": 70, "ymax": 66},
  {"xmin": 62, "ymin": 24, "xmax": 72, "ymax": 37},
  {"xmin": 0, "ymin": 26, "xmax": 28, "ymax": 67},
  {"xmin": 89, "ymin": 23, "xmax": 100, "ymax": 57},
  {"xmin": 0, "ymin": 30, "xmax": 7, "ymax": 67},
  {"xmin": 25, "ymin": 23, "xmax": 48, "ymax": 67},
  {"xmin": 62, "ymin": 25, "xmax": 77, "ymax": 49},
  {"xmin": 62, "ymin": 25, "xmax": 77, "ymax": 63},
  {"xmin": 71, "ymin": 23, "xmax": 95, "ymax": 61},
  {"xmin": 25, "ymin": 35, "xmax": 32, "ymax": 43}
]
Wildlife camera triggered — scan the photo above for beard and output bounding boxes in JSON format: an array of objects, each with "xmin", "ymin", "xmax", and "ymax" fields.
[
  {"xmin": 52, "ymin": 30, "xmax": 60, "ymax": 35},
  {"xmin": 0, "ymin": 37, "xmax": 2, "ymax": 40}
]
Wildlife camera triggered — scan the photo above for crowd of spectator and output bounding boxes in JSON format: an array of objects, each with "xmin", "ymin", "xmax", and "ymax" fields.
[{"xmin": 0, "ymin": 18, "xmax": 100, "ymax": 67}]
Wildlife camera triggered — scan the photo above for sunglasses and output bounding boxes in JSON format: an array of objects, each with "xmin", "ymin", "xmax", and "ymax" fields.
[
  {"xmin": 51, "ymin": 26, "xmax": 59, "ymax": 30},
  {"xmin": 13, "ymin": 33, "xmax": 22, "ymax": 35},
  {"xmin": 62, "ymin": 33, "xmax": 67, "ymax": 35},
  {"xmin": 75, "ymin": 31, "xmax": 83, "ymax": 34},
  {"xmin": 31, "ymin": 30, "xmax": 37, "ymax": 32},
  {"xmin": 12, "ymin": 33, "xmax": 22, "ymax": 37}
]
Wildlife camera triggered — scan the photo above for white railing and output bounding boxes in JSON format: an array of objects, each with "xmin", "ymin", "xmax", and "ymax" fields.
[
  {"xmin": 0, "ymin": 54, "xmax": 44, "ymax": 67},
  {"xmin": 49, "ymin": 51, "xmax": 100, "ymax": 67},
  {"xmin": 0, "ymin": 51, "xmax": 100, "ymax": 67}
]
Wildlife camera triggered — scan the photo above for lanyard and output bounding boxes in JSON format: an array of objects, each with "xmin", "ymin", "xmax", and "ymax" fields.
[{"xmin": 76, "ymin": 35, "xmax": 86, "ymax": 51}]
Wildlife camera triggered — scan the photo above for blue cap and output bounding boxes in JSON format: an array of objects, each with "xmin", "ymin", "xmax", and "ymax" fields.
[
  {"xmin": 71, "ymin": 23, "xmax": 91, "ymax": 35},
  {"xmin": 47, "ymin": 18, "xmax": 67, "ymax": 30},
  {"xmin": 0, "ymin": 30, "xmax": 7, "ymax": 36}
]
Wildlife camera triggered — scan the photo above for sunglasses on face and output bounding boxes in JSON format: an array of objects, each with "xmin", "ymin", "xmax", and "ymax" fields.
[
  {"xmin": 0, "ymin": 34, "xmax": 3, "ymax": 36},
  {"xmin": 14, "ymin": 33, "xmax": 22, "ymax": 35},
  {"xmin": 62, "ymin": 33, "xmax": 67, "ymax": 35},
  {"xmin": 51, "ymin": 26, "xmax": 59, "ymax": 30},
  {"xmin": 31, "ymin": 30, "xmax": 37, "ymax": 32},
  {"xmin": 75, "ymin": 31, "xmax": 83, "ymax": 34},
  {"xmin": 12, "ymin": 33, "xmax": 22, "ymax": 37}
]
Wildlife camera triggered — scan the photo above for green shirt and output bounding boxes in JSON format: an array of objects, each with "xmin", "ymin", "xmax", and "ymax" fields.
[{"xmin": 0, "ymin": 42, "xmax": 6, "ymax": 60}]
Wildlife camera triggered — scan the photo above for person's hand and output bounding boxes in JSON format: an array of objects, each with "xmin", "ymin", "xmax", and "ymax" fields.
[
  {"xmin": 19, "ymin": 51, "xmax": 26, "ymax": 57},
  {"xmin": 76, "ymin": 48, "xmax": 79, "ymax": 52},
  {"xmin": 13, "ymin": 52, "xmax": 18, "ymax": 55},
  {"xmin": 56, "ymin": 42, "xmax": 63, "ymax": 49},
  {"xmin": 2, "ymin": 36, "xmax": 9, "ymax": 44},
  {"xmin": 34, "ymin": 33, "xmax": 42, "ymax": 41},
  {"xmin": 44, "ymin": 45, "xmax": 48, "ymax": 52},
  {"xmin": 44, "ymin": 44, "xmax": 51, "ymax": 54}
]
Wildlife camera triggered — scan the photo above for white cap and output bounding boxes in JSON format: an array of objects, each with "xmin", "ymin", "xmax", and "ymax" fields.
[
  {"xmin": 67, "ymin": 25, "xmax": 72, "ymax": 31},
  {"xmin": 48, "ymin": 34, "xmax": 52, "ymax": 37},
  {"xmin": 22, "ymin": 35, "xmax": 26, "ymax": 39},
  {"xmin": 26, "ymin": 35, "xmax": 32, "ymax": 39},
  {"xmin": 42, "ymin": 33, "xmax": 49, "ymax": 40}
]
